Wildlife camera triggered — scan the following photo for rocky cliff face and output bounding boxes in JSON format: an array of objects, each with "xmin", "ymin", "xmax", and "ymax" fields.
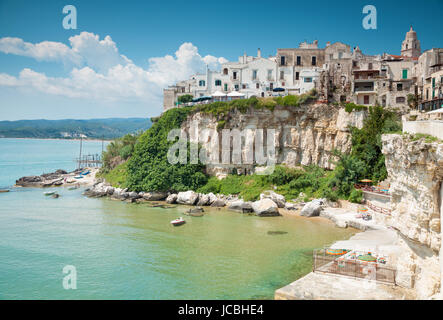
[
  {"xmin": 180, "ymin": 104, "xmax": 365, "ymax": 178},
  {"xmin": 382, "ymin": 134, "xmax": 443, "ymax": 298}
]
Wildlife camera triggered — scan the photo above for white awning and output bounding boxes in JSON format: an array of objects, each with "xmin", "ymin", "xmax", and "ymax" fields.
[
  {"xmin": 227, "ymin": 91, "xmax": 245, "ymax": 97},
  {"xmin": 211, "ymin": 91, "xmax": 226, "ymax": 97},
  {"xmin": 427, "ymin": 108, "xmax": 443, "ymax": 114}
]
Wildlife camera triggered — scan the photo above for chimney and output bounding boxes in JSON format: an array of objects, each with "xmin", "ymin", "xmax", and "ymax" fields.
[
  {"xmin": 326, "ymin": 41, "xmax": 331, "ymax": 47},
  {"xmin": 257, "ymin": 48, "xmax": 261, "ymax": 58}
]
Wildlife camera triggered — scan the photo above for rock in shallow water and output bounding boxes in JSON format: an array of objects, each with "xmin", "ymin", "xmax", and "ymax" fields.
[
  {"xmin": 251, "ymin": 199, "xmax": 280, "ymax": 216},
  {"xmin": 177, "ymin": 191, "xmax": 199, "ymax": 205},
  {"xmin": 300, "ymin": 199, "xmax": 324, "ymax": 217}
]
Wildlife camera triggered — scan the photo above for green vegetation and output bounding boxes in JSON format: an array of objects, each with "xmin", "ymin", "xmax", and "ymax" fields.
[
  {"xmin": 344, "ymin": 102, "xmax": 368, "ymax": 113},
  {"xmin": 97, "ymin": 162, "xmax": 128, "ymax": 188},
  {"xmin": 99, "ymin": 98, "xmax": 400, "ymax": 205},
  {"xmin": 177, "ymin": 94, "xmax": 193, "ymax": 104},
  {"xmin": 409, "ymin": 133, "xmax": 441, "ymax": 143},
  {"xmin": 101, "ymin": 133, "xmax": 139, "ymax": 173},
  {"xmin": 125, "ymin": 107, "xmax": 207, "ymax": 192},
  {"xmin": 349, "ymin": 106, "xmax": 402, "ymax": 182},
  {"xmin": 0, "ymin": 118, "xmax": 152, "ymax": 139}
]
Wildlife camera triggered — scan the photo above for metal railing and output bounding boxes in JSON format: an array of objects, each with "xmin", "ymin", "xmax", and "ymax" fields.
[{"xmin": 313, "ymin": 249, "xmax": 396, "ymax": 285}]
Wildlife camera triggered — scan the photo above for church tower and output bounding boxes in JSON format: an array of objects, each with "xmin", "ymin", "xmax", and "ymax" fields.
[{"xmin": 401, "ymin": 26, "xmax": 421, "ymax": 58}]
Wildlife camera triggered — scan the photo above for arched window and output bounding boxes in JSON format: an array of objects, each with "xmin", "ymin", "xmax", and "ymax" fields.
[
  {"xmin": 199, "ymin": 80, "xmax": 205, "ymax": 87},
  {"xmin": 215, "ymin": 80, "xmax": 222, "ymax": 86},
  {"xmin": 223, "ymin": 68, "xmax": 228, "ymax": 75}
]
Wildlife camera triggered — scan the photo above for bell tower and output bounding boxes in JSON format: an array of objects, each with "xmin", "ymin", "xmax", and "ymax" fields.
[{"xmin": 401, "ymin": 26, "xmax": 421, "ymax": 58}]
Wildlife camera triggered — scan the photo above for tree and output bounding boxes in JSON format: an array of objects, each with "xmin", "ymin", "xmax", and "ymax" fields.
[{"xmin": 177, "ymin": 94, "xmax": 193, "ymax": 104}]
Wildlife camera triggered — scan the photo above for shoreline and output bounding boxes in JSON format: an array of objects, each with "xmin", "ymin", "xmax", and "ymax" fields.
[{"xmin": 0, "ymin": 137, "xmax": 112, "ymax": 142}]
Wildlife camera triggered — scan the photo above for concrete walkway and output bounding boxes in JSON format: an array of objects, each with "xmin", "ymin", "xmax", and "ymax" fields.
[{"xmin": 275, "ymin": 209, "xmax": 416, "ymax": 300}]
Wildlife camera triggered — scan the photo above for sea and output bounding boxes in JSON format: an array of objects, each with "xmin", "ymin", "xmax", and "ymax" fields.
[{"xmin": 0, "ymin": 138, "xmax": 355, "ymax": 299}]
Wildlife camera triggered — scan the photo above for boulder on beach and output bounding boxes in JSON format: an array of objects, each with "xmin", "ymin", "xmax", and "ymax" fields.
[
  {"xmin": 177, "ymin": 191, "xmax": 199, "ymax": 205},
  {"xmin": 207, "ymin": 193, "xmax": 218, "ymax": 205},
  {"xmin": 251, "ymin": 198, "xmax": 280, "ymax": 216},
  {"xmin": 300, "ymin": 199, "xmax": 325, "ymax": 217},
  {"xmin": 284, "ymin": 202, "xmax": 298, "ymax": 211},
  {"xmin": 260, "ymin": 190, "xmax": 286, "ymax": 208},
  {"xmin": 196, "ymin": 194, "xmax": 210, "ymax": 206},
  {"xmin": 166, "ymin": 194, "xmax": 178, "ymax": 204},
  {"xmin": 142, "ymin": 191, "xmax": 167, "ymax": 201},
  {"xmin": 210, "ymin": 198, "xmax": 226, "ymax": 207},
  {"xmin": 227, "ymin": 200, "xmax": 253, "ymax": 213}
]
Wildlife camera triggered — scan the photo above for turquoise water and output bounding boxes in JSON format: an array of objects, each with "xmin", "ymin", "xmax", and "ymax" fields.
[{"xmin": 0, "ymin": 138, "xmax": 355, "ymax": 299}]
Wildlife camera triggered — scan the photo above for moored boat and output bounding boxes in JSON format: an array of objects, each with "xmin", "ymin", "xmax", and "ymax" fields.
[
  {"xmin": 44, "ymin": 191, "xmax": 56, "ymax": 196},
  {"xmin": 170, "ymin": 217, "xmax": 186, "ymax": 226}
]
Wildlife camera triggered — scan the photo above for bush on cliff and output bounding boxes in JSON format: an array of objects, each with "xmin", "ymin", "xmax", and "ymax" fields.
[
  {"xmin": 349, "ymin": 105, "xmax": 401, "ymax": 182},
  {"xmin": 101, "ymin": 133, "xmax": 139, "ymax": 173},
  {"xmin": 124, "ymin": 107, "xmax": 208, "ymax": 192}
]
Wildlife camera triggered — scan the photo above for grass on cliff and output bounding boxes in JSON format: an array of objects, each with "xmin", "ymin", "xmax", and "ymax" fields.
[{"xmin": 97, "ymin": 162, "xmax": 128, "ymax": 188}]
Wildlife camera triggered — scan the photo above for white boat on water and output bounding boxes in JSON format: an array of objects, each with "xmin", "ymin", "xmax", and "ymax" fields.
[
  {"xmin": 44, "ymin": 191, "xmax": 56, "ymax": 196},
  {"xmin": 170, "ymin": 217, "xmax": 186, "ymax": 226}
]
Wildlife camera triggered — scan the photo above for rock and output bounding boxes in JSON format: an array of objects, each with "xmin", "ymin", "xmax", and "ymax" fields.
[
  {"xmin": 55, "ymin": 169, "xmax": 68, "ymax": 175},
  {"xmin": 15, "ymin": 175, "xmax": 43, "ymax": 186},
  {"xmin": 260, "ymin": 190, "xmax": 286, "ymax": 208},
  {"xmin": 210, "ymin": 198, "xmax": 226, "ymax": 207},
  {"xmin": 166, "ymin": 194, "xmax": 178, "ymax": 204},
  {"xmin": 177, "ymin": 191, "xmax": 199, "ymax": 205},
  {"xmin": 284, "ymin": 202, "xmax": 297, "ymax": 210},
  {"xmin": 335, "ymin": 220, "xmax": 348, "ymax": 228},
  {"xmin": 227, "ymin": 200, "xmax": 253, "ymax": 213},
  {"xmin": 251, "ymin": 198, "xmax": 280, "ymax": 216},
  {"xmin": 185, "ymin": 207, "xmax": 205, "ymax": 217},
  {"xmin": 142, "ymin": 191, "xmax": 167, "ymax": 201},
  {"xmin": 267, "ymin": 231, "xmax": 288, "ymax": 235},
  {"xmin": 300, "ymin": 199, "xmax": 324, "ymax": 217},
  {"xmin": 207, "ymin": 192, "xmax": 218, "ymax": 205},
  {"xmin": 128, "ymin": 191, "xmax": 140, "ymax": 199},
  {"xmin": 196, "ymin": 194, "xmax": 210, "ymax": 206}
]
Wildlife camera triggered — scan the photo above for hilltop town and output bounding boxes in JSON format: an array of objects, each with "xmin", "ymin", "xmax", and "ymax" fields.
[{"xmin": 164, "ymin": 27, "xmax": 443, "ymax": 115}]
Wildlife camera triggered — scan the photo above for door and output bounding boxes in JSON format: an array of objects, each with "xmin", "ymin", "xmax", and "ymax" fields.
[{"xmin": 364, "ymin": 95, "xmax": 369, "ymax": 104}]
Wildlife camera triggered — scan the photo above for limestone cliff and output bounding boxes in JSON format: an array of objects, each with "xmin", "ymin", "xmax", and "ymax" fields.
[
  {"xmin": 180, "ymin": 104, "xmax": 366, "ymax": 177},
  {"xmin": 382, "ymin": 134, "xmax": 443, "ymax": 298}
]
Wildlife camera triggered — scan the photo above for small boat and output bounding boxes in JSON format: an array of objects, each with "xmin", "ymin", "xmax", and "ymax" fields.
[
  {"xmin": 0, "ymin": 189, "xmax": 10, "ymax": 193},
  {"xmin": 44, "ymin": 191, "xmax": 56, "ymax": 196},
  {"xmin": 81, "ymin": 170, "xmax": 90, "ymax": 176},
  {"xmin": 74, "ymin": 176, "xmax": 84, "ymax": 179},
  {"xmin": 68, "ymin": 186, "xmax": 79, "ymax": 190},
  {"xmin": 170, "ymin": 217, "xmax": 186, "ymax": 227}
]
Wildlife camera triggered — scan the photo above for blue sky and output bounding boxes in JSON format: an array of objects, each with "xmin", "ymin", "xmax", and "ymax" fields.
[{"xmin": 0, "ymin": 0, "xmax": 442, "ymax": 120}]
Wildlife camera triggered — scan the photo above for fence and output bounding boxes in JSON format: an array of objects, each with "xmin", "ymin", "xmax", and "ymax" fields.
[{"xmin": 313, "ymin": 249, "xmax": 396, "ymax": 285}]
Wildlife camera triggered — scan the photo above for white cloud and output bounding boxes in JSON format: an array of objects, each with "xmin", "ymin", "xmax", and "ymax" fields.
[{"xmin": 0, "ymin": 35, "xmax": 228, "ymax": 107}]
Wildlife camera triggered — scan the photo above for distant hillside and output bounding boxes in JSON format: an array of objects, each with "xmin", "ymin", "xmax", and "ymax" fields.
[{"xmin": 0, "ymin": 118, "xmax": 152, "ymax": 140}]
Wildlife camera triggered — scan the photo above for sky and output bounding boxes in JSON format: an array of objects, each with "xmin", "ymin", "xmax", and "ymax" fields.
[{"xmin": 0, "ymin": 0, "xmax": 442, "ymax": 120}]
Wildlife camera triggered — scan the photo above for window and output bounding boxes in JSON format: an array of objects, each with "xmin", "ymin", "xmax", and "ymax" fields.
[
  {"xmin": 252, "ymin": 70, "xmax": 258, "ymax": 80},
  {"xmin": 397, "ymin": 83, "xmax": 403, "ymax": 91},
  {"xmin": 280, "ymin": 56, "xmax": 286, "ymax": 66},
  {"xmin": 199, "ymin": 80, "xmax": 205, "ymax": 87},
  {"xmin": 223, "ymin": 68, "xmax": 228, "ymax": 75},
  {"xmin": 280, "ymin": 70, "xmax": 284, "ymax": 80},
  {"xmin": 234, "ymin": 84, "xmax": 239, "ymax": 90},
  {"xmin": 329, "ymin": 54, "xmax": 333, "ymax": 60},
  {"xmin": 256, "ymin": 83, "xmax": 260, "ymax": 89},
  {"xmin": 432, "ymin": 77, "xmax": 436, "ymax": 88},
  {"xmin": 295, "ymin": 72, "xmax": 299, "ymax": 80},
  {"xmin": 396, "ymin": 96, "xmax": 406, "ymax": 103},
  {"xmin": 311, "ymin": 56, "xmax": 317, "ymax": 66},
  {"xmin": 215, "ymin": 79, "xmax": 222, "ymax": 86},
  {"xmin": 353, "ymin": 61, "xmax": 357, "ymax": 67},
  {"xmin": 224, "ymin": 83, "xmax": 228, "ymax": 91},
  {"xmin": 304, "ymin": 77, "xmax": 312, "ymax": 83},
  {"xmin": 368, "ymin": 63, "xmax": 373, "ymax": 70},
  {"xmin": 267, "ymin": 69, "xmax": 272, "ymax": 80},
  {"xmin": 282, "ymin": 81, "xmax": 285, "ymax": 86},
  {"xmin": 270, "ymin": 83, "xmax": 273, "ymax": 90},
  {"xmin": 402, "ymin": 69, "xmax": 408, "ymax": 79},
  {"xmin": 338, "ymin": 52, "xmax": 343, "ymax": 59},
  {"xmin": 242, "ymin": 84, "xmax": 246, "ymax": 89},
  {"xmin": 296, "ymin": 56, "xmax": 301, "ymax": 66},
  {"xmin": 233, "ymin": 71, "xmax": 237, "ymax": 80}
]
